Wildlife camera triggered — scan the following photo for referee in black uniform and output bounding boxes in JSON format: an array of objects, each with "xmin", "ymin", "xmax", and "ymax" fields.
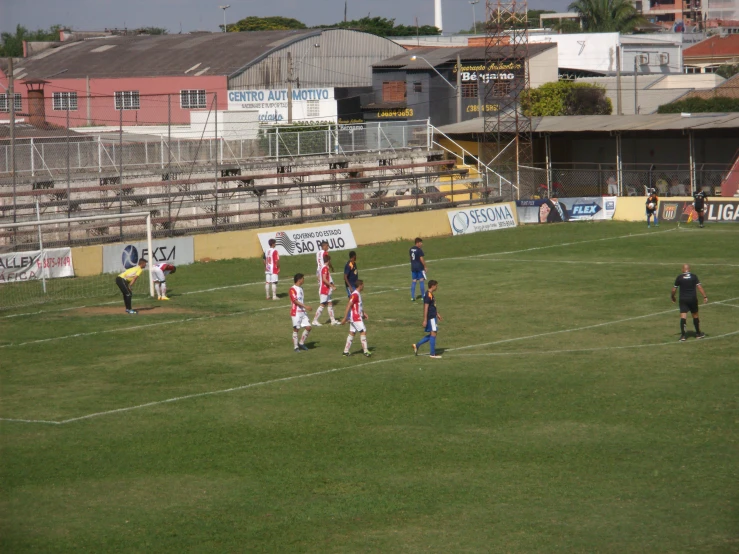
[
  {"xmin": 671, "ymin": 264, "xmax": 707, "ymax": 341},
  {"xmin": 693, "ymin": 189, "xmax": 708, "ymax": 228}
]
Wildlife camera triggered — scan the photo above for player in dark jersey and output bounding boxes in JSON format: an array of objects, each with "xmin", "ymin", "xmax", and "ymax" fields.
[
  {"xmin": 693, "ymin": 190, "xmax": 708, "ymax": 228},
  {"xmin": 344, "ymin": 251, "xmax": 358, "ymax": 298},
  {"xmin": 645, "ymin": 189, "xmax": 659, "ymax": 228},
  {"xmin": 412, "ymin": 280, "xmax": 443, "ymax": 359},
  {"xmin": 671, "ymin": 264, "xmax": 707, "ymax": 341},
  {"xmin": 409, "ymin": 237, "xmax": 427, "ymax": 301}
]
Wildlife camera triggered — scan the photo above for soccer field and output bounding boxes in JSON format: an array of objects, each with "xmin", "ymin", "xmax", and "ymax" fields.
[{"xmin": 1, "ymin": 221, "xmax": 738, "ymax": 552}]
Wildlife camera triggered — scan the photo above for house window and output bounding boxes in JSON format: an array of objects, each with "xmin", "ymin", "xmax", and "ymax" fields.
[
  {"xmin": 382, "ymin": 81, "xmax": 406, "ymax": 103},
  {"xmin": 492, "ymin": 81, "xmax": 511, "ymax": 96},
  {"xmin": 306, "ymin": 100, "xmax": 320, "ymax": 117},
  {"xmin": 0, "ymin": 93, "xmax": 22, "ymax": 112},
  {"xmin": 114, "ymin": 91, "xmax": 140, "ymax": 110},
  {"xmin": 181, "ymin": 89, "xmax": 207, "ymax": 109},
  {"xmin": 413, "ymin": 81, "xmax": 423, "ymax": 93},
  {"xmin": 461, "ymin": 83, "xmax": 478, "ymax": 98},
  {"xmin": 52, "ymin": 92, "xmax": 78, "ymax": 111}
]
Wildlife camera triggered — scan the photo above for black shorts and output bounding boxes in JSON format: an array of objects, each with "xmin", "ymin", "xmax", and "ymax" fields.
[{"xmin": 679, "ymin": 299, "xmax": 699, "ymax": 314}]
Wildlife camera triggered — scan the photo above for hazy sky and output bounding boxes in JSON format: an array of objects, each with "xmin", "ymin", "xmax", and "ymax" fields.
[{"xmin": 0, "ymin": 0, "xmax": 571, "ymax": 35}]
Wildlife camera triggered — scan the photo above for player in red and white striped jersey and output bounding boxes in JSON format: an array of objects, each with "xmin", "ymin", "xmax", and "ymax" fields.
[
  {"xmin": 151, "ymin": 262, "xmax": 177, "ymax": 300},
  {"xmin": 289, "ymin": 273, "xmax": 312, "ymax": 352},
  {"xmin": 312, "ymin": 253, "xmax": 340, "ymax": 326},
  {"xmin": 264, "ymin": 238, "xmax": 280, "ymax": 300},
  {"xmin": 315, "ymin": 240, "xmax": 333, "ymax": 296},
  {"xmin": 340, "ymin": 280, "xmax": 371, "ymax": 357}
]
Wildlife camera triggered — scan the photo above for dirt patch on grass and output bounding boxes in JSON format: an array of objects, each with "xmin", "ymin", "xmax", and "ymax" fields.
[{"xmin": 70, "ymin": 306, "xmax": 200, "ymax": 316}]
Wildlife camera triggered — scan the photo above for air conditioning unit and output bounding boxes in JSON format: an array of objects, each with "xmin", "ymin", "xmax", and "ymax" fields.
[
  {"xmin": 659, "ymin": 53, "xmax": 670, "ymax": 65},
  {"xmin": 637, "ymin": 53, "xmax": 650, "ymax": 65}
]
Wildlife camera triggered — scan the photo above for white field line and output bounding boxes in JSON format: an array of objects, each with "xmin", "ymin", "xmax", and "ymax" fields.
[
  {"xmin": 0, "ymin": 288, "xmax": 404, "ymax": 350},
  {"xmin": 462, "ymin": 258, "xmax": 739, "ymax": 268},
  {"xmin": 716, "ymin": 303, "xmax": 739, "ymax": 309},
  {"xmin": 1, "ymin": 228, "xmax": 674, "ymax": 320},
  {"xmin": 452, "ymin": 329, "xmax": 739, "ymax": 359},
  {"xmin": 2, "ymin": 297, "xmax": 736, "ymax": 426}
]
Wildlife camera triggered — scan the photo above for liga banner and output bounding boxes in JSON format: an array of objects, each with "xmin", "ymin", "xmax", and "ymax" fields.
[
  {"xmin": 447, "ymin": 202, "xmax": 517, "ymax": 235},
  {"xmin": 258, "ymin": 224, "xmax": 357, "ymax": 256},
  {"xmin": 102, "ymin": 237, "xmax": 195, "ymax": 274},
  {"xmin": 659, "ymin": 199, "xmax": 739, "ymax": 223},
  {"xmin": 516, "ymin": 196, "xmax": 617, "ymax": 224},
  {"xmin": 0, "ymin": 248, "xmax": 74, "ymax": 284}
]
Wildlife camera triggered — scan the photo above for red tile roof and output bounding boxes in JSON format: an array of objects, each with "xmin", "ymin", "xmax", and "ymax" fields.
[{"xmin": 684, "ymin": 35, "xmax": 739, "ymax": 58}]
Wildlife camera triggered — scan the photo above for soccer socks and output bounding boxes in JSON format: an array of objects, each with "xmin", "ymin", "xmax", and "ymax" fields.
[
  {"xmin": 416, "ymin": 335, "xmax": 431, "ymax": 348},
  {"xmin": 680, "ymin": 318, "xmax": 687, "ymax": 335},
  {"xmin": 344, "ymin": 334, "xmax": 354, "ymax": 353},
  {"xmin": 313, "ymin": 305, "xmax": 324, "ymax": 323},
  {"xmin": 292, "ymin": 331, "xmax": 299, "ymax": 349},
  {"xmin": 429, "ymin": 336, "xmax": 436, "ymax": 356},
  {"xmin": 411, "ymin": 281, "xmax": 416, "ymax": 299},
  {"xmin": 420, "ymin": 281, "xmax": 425, "ymax": 298},
  {"xmin": 693, "ymin": 318, "xmax": 701, "ymax": 333},
  {"xmin": 155, "ymin": 283, "xmax": 161, "ymax": 297},
  {"xmin": 699, "ymin": 215, "xmax": 704, "ymax": 225},
  {"xmin": 271, "ymin": 283, "xmax": 277, "ymax": 299},
  {"xmin": 300, "ymin": 328, "xmax": 311, "ymax": 345},
  {"xmin": 360, "ymin": 335, "xmax": 369, "ymax": 354},
  {"xmin": 266, "ymin": 283, "xmax": 271, "ymax": 299},
  {"xmin": 328, "ymin": 305, "xmax": 336, "ymax": 322},
  {"xmin": 161, "ymin": 283, "xmax": 167, "ymax": 298}
]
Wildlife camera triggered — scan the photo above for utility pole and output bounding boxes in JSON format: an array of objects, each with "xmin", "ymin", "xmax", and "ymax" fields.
[
  {"xmin": 219, "ymin": 5, "xmax": 230, "ymax": 32},
  {"xmin": 634, "ymin": 56, "xmax": 639, "ymax": 115},
  {"xmin": 9, "ymin": 57, "xmax": 16, "ymax": 224},
  {"xmin": 616, "ymin": 46, "xmax": 622, "ymax": 115},
  {"xmin": 287, "ymin": 51, "xmax": 294, "ymax": 124},
  {"xmin": 456, "ymin": 54, "xmax": 462, "ymax": 123}
]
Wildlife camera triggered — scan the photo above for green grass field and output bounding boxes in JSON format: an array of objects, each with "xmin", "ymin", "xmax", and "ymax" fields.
[{"xmin": 1, "ymin": 221, "xmax": 738, "ymax": 553}]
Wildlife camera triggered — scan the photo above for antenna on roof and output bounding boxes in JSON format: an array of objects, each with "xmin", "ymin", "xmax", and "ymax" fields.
[{"xmin": 344, "ymin": 1, "xmax": 347, "ymax": 23}]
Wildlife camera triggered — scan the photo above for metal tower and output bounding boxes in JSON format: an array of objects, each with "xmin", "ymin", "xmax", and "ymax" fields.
[{"xmin": 482, "ymin": 0, "xmax": 534, "ymax": 200}]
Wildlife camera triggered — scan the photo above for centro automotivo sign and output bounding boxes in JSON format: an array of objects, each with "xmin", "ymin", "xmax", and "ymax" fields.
[{"xmin": 227, "ymin": 88, "xmax": 337, "ymax": 125}]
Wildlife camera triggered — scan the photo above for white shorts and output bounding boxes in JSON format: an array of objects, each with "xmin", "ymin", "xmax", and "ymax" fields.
[
  {"xmin": 291, "ymin": 313, "xmax": 311, "ymax": 329},
  {"xmin": 151, "ymin": 268, "xmax": 166, "ymax": 282},
  {"xmin": 265, "ymin": 273, "xmax": 278, "ymax": 283},
  {"xmin": 349, "ymin": 320, "xmax": 366, "ymax": 333},
  {"xmin": 319, "ymin": 292, "xmax": 332, "ymax": 304}
]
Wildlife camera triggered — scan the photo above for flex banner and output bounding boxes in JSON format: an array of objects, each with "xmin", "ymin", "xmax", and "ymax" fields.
[
  {"xmin": 447, "ymin": 203, "xmax": 518, "ymax": 235},
  {"xmin": 516, "ymin": 197, "xmax": 617, "ymax": 224},
  {"xmin": 659, "ymin": 199, "xmax": 739, "ymax": 223},
  {"xmin": 258, "ymin": 224, "xmax": 357, "ymax": 256},
  {"xmin": 0, "ymin": 248, "xmax": 74, "ymax": 284}
]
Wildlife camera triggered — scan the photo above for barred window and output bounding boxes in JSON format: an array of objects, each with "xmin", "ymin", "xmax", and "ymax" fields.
[
  {"xmin": 492, "ymin": 81, "xmax": 511, "ymax": 96},
  {"xmin": 461, "ymin": 83, "xmax": 478, "ymax": 98},
  {"xmin": 181, "ymin": 89, "xmax": 207, "ymax": 109},
  {"xmin": 306, "ymin": 100, "xmax": 320, "ymax": 117},
  {"xmin": 52, "ymin": 92, "xmax": 78, "ymax": 111},
  {"xmin": 0, "ymin": 93, "xmax": 22, "ymax": 112},
  {"xmin": 114, "ymin": 91, "xmax": 140, "ymax": 110}
]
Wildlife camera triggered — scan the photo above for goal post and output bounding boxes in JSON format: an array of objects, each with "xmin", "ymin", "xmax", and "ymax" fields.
[{"xmin": 0, "ymin": 211, "xmax": 154, "ymax": 310}]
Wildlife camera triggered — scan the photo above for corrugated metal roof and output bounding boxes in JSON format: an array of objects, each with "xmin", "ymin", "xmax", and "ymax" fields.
[
  {"xmin": 8, "ymin": 30, "xmax": 326, "ymax": 79},
  {"xmin": 436, "ymin": 113, "xmax": 739, "ymax": 135},
  {"xmin": 372, "ymin": 43, "xmax": 556, "ymax": 69}
]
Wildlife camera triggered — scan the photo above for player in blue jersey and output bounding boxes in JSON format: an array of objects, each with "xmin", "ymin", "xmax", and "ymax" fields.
[
  {"xmin": 409, "ymin": 237, "xmax": 427, "ymax": 301},
  {"xmin": 412, "ymin": 280, "xmax": 443, "ymax": 359}
]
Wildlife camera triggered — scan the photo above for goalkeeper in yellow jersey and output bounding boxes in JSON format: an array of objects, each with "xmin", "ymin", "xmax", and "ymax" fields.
[{"xmin": 116, "ymin": 258, "xmax": 148, "ymax": 314}]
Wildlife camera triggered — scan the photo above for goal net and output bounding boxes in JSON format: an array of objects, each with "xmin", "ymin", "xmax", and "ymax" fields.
[{"xmin": 0, "ymin": 211, "xmax": 153, "ymax": 311}]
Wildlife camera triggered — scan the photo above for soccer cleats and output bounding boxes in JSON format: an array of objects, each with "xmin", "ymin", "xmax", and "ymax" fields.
[
  {"xmin": 126, "ymin": 309, "xmax": 138, "ymax": 315},
  {"xmin": 429, "ymin": 354, "xmax": 443, "ymax": 359},
  {"xmin": 412, "ymin": 344, "xmax": 418, "ymax": 356},
  {"xmin": 679, "ymin": 335, "xmax": 687, "ymax": 342},
  {"xmin": 342, "ymin": 351, "xmax": 351, "ymax": 357},
  {"xmin": 696, "ymin": 332, "xmax": 706, "ymax": 339},
  {"xmin": 298, "ymin": 344, "xmax": 309, "ymax": 351},
  {"xmin": 311, "ymin": 321, "xmax": 323, "ymax": 327},
  {"xmin": 159, "ymin": 296, "xmax": 170, "ymax": 301}
]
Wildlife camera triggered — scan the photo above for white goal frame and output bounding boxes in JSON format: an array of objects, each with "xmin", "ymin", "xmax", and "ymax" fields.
[{"xmin": 0, "ymin": 211, "xmax": 155, "ymax": 297}]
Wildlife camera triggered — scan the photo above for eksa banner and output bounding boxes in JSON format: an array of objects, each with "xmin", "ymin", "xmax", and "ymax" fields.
[{"xmin": 258, "ymin": 223, "xmax": 357, "ymax": 256}]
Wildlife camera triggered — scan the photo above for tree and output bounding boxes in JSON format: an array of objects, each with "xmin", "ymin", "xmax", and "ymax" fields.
[
  {"xmin": 715, "ymin": 64, "xmax": 739, "ymax": 80},
  {"xmin": 549, "ymin": 19, "xmax": 583, "ymax": 33},
  {"xmin": 0, "ymin": 24, "xmax": 64, "ymax": 57},
  {"xmin": 657, "ymin": 96, "xmax": 739, "ymax": 114},
  {"xmin": 521, "ymin": 81, "xmax": 612, "ymax": 116},
  {"xmin": 135, "ymin": 27, "xmax": 167, "ymax": 35},
  {"xmin": 319, "ymin": 17, "xmax": 440, "ymax": 37},
  {"xmin": 567, "ymin": 0, "xmax": 645, "ymax": 33},
  {"xmin": 228, "ymin": 16, "xmax": 307, "ymax": 32}
]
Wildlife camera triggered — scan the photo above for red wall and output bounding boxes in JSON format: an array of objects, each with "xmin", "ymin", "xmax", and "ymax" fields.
[{"xmin": 8, "ymin": 75, "xmax": 228, "ymax": 128}]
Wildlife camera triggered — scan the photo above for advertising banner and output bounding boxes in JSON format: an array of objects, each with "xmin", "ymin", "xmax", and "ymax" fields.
[
  {"xmin": 258, "ymin": 224, "xmax": 357, "ymax": 256},
  {"xmin": 102, "ymin": 237, "xmax": 195, "ymax": 274},
  {"xmin": 227, "ymin": 88, "xmax": 337, "ymax": 125},
  {"xmin": 659, "ymin": 199, "xmax": 739, "ymax": 223},
  {"xmin": 0, "ymin": 248, "xmax": 74, "ymax": 284},
  {"xmin": 516, "ymin": 197, "xmax": 617, "ymax": 224},
  {"xmin": 447, "ymin": 202, "xmax": 518, "ymax": 235}
]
